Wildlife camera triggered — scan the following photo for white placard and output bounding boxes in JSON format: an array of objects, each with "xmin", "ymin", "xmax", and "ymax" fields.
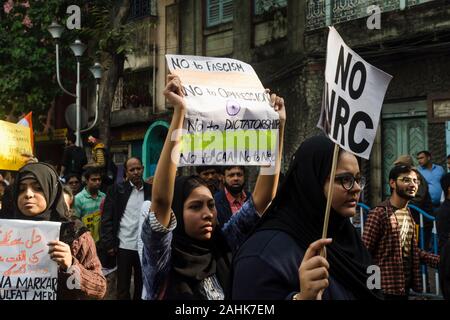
[
  {"xmin": 0, "ymin": 219, "xmax": 61, "ymax": 300},
  {"xmin": 318, "ymin": 27, "xmax": 393, "ymax": 159},
  {"xmin": 166, "ymin": 54, "xmax": 279, "ymax": 166}
]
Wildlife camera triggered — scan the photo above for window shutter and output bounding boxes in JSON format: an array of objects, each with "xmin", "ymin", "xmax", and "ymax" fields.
[
  {"xmin": 222, "ymin": 0, "xmax": 234, "ymax": 22},
  {"xmin": 207, "ymin": 0, "xmax": 221, "ymax": 26}
]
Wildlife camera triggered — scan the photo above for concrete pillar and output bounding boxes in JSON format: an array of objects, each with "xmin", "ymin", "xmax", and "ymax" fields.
[
  {"xmin": 179, "ymin": 0, "xmax": 195, "ymax": 55},
  {"xmin": 232, "ymin": 0, "xmax": 252, "ymax": 62},
  {"xmin": 287, "ymin": 0, "xmax": 305, "ymax": 54}
]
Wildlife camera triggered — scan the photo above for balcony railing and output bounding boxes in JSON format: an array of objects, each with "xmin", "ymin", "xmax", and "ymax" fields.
[{"xmin": 306, "ymin": 0, "xmax": 436, "ymax": 31}]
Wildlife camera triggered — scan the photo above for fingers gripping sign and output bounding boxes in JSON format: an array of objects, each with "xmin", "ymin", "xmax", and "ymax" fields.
[
  {"xmin": 48, "ymin": 240, "xmax": 73, "ymax": 271},
  {"xmin": 297, "ymin": 238, "xmax": 332, "ymax": 300},
  {"xmin": 164, "ymin": 74, "xmax": 187, "ymax": 111}
]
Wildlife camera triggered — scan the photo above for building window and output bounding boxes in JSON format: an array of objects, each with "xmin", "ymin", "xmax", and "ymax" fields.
[
  {"xmin": 206, "ymin": 0, "xmax": 233, "ymax": 27},
  {"xmin": 254, "ymin": 0, "xmax": 287, "ymax": 15},
  {"xmin": 111, "ymin": 69, "xmax": 153, "ymax": 111},
  {"xmin": 129, "ymin": 0, "xmax": 157, "ymax": 21},
  {"xmin": 306, "ymin": 0, "xmax": 436, "ymax": 31}
]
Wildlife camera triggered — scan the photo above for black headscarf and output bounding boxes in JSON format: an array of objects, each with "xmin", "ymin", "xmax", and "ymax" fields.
[
  {"xmin": 13, "ymin": 162, "xmax": 86, "ymax": 245},
  {"xmin": 257, "ymin": 136, "xmax": 383, "ymax": 300},
  {"xmin": 165, "ymin": 175, "xmax": 232, "ymax": 300}
]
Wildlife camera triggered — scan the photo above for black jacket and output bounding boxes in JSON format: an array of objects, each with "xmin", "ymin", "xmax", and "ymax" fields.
[
  {"xmin": 100, "ymin": 181, "xmax": 152, "ymax": 251},
  {"xmin": 436, "ymin": 199, "xmax": 450, "ymax": 250},
  {"xmin": 214, "ymin": 188, "xmax": 251, "ymax": 226},
  {"xmin": 62, "ymin": 145, "xmax": 87, "ymax": 177},
  {"xmin": 0, "ymin": 185, "xmax": 14, "ymax": 219}
]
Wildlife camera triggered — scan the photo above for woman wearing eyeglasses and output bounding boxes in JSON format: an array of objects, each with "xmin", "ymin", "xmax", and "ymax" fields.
[{"xmin": 232, "ymin": 135, "xmax": 383, "ymax": 300}]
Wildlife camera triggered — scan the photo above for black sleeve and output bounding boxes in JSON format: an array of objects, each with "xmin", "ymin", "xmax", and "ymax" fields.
[
  {"xmin": 61, "ymin": 148, "xmax": 70, "ymax": 170},
  {"xmin": 232, "ymin": 255, "xmax": 296, "ymax": 300},
  {"xmin": 100, "ymin": 185, "xmax": 116, "ymax": 250},
  {"xmin": 0, "ymin": 186, "xmax": 14, "ymax": 219},
  {"xmin": 437, "ymin": 208, "xmax": 450, "ymax": 250},
  {"xmin": 80, "ymin": 148, "xmax": 88, "ymax": 168}
]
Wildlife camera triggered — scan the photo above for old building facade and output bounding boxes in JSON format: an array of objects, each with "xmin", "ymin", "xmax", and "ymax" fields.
[{"xmin": 156, "ymin": 0, "xmax": 450, "ymax": 206}]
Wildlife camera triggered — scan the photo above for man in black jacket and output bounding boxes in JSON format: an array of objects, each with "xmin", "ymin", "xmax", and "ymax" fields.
[
  {"xmin": 101, "ymin": 157, "xmax": 151, "ymax": 300},
  {"xmin": 437, "ymin": 173, "xmax": 450, "ymax": 299},
  {"xmin": 60, "ymin": 131, "xmax": 87, "ymax": 181},
  {"xmin": 214, "ymin": 166, "xmax": 251, "ymax": 225}
]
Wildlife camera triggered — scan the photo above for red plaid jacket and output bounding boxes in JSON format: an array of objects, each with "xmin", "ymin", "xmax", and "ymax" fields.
[{"xmin": 362, "ymin": 199, "xmax": 440, "ymax": 296}]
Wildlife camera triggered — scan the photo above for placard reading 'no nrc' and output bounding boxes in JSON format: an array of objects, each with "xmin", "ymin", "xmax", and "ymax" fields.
[{"xmin": 318, "ymin": 27, "xmax": 393, "ymax": 159}]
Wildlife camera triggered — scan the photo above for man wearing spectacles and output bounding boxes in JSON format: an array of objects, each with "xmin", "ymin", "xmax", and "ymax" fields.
[
  {"xmin": 363, "ymin": 165, "xmax": 440, "ymax": 300},
  {"xmin": 394, "ymin": 155, "xmax": 433, "ymax": 250}
]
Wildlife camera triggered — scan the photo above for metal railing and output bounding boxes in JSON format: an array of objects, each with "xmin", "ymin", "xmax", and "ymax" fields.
[{"xmin": 356, "ymin": 202, "xmax": 440, "ymax": 296}]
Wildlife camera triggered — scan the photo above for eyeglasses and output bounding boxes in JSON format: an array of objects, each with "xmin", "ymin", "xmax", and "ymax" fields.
[
  {"xmin": 335, "ymin": 174, "xmax": 366, "ymax": 191},
  {"xmin": 397, "ymin": 177, "xmax": 421, "ymax": 185}
]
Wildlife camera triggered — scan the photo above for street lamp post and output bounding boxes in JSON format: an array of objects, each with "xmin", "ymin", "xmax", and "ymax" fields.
[{"xmin": 47, "ymin": 21, "xmax": 102, "ymax": 147}]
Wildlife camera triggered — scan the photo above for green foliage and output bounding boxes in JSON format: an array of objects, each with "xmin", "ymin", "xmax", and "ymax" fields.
[
  {"xmin": 0, "ymin": 0, "xmax": 133, "ymax": 120},
  {"xmin": 81, "ymin": 0, "xmax": 133, "ymax": 57},
  {"xmin": 0, "ymin": 0, "xmax": 64, "ymax": 118}
]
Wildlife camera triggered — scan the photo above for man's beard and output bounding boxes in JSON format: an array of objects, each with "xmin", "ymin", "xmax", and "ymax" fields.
[
  {"xmin": 224, "ymin": 181, "xmax": 244, "ymax": 195},
  {"xmin": 396, "ymin": 184, "xmax": 416, "ymax": 200},
  {"xmin": 130, "ymin": 176, "xmax": 143, "ymax": 186}
]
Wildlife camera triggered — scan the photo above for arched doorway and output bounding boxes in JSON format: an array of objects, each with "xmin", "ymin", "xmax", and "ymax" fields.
[
  {"xmin": 142, "ymin": 120, "xmax": 169, "ymax": 180},
  {"xmin": 381, "ymin": 100, "xmax": 428, "ymax": 199}
]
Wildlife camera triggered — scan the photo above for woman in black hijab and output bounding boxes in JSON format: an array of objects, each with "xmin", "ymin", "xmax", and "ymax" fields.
[
  {"xmin": 232, "ymin": 136, "xmax": 383, "ymax": 300},
  {"xmin": 139, "ymin": 75, "xmax": 286, "ymax": 300},
  {"xmin": 164, "ymin": 175, "xmax": 233, "ymax": 299},
  {"xmin": 13, "ymin": 162, "xmax": 106, "ymax": 299}
]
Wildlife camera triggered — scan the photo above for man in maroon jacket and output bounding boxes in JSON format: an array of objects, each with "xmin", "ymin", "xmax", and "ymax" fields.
[{"xmin": 363, "ymin": 164, "xmax": 439, "ymax": 300}]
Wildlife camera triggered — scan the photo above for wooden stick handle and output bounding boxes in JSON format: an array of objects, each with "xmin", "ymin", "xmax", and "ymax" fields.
[
  {"xmin": 316, "ymin": 143, "xmax": 340, "ymax": 300},
  {"xmin": 320, "ymin": 143, "xmax": 340, "ymax": 255}
]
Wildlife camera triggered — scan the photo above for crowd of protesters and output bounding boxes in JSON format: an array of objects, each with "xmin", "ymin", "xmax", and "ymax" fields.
[{"xmin": 1, "ymin": 75, "xmax": 450, "ymax": 300}]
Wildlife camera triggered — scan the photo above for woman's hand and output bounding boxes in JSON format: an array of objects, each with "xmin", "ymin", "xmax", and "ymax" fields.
[
  {"xmin": 21, "ymin": 152, "xmax": 38, "ymax": 164},
  {"xmin": 151, "ymin": 75, "xmax": 186, "ymax": 227},
  {"xmin": 267, "ymin": 89, "xmax": 286, "ymax": 124},
  {"xmin": 48, "ymin": 240, "xmax": 73, "ymax": 271},
  {"xmin": 164, "ymin": 74, "xmax": 186, "ymax": 112},
  {"xmin": 297, "ymin": 238, "xmax": 332, "ymax": 300}
]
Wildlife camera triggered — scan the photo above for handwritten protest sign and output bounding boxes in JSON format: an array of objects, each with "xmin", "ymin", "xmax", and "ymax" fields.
[
  {"xmin": 0, "ymin": 120, "xmax": 33, "ymax": 171},
  {"xmin": 317, "ymin": 27, "xmax": 392, "ymax": 159},
  {"xmin": 81, "ymin": 211, "xmax": 101, "ymax": 243},
  {"xmin": 166, "ymin": 54, "xmax": 279, "ymax": 166},
  {"xmin": 0, "ymin": 219, "xmax": 61, "ymax": 300}
]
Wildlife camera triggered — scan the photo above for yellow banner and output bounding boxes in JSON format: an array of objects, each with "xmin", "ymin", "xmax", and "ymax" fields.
[
  {"xmin": 35, "ymin": 128, "xmax": 68, "ymax": 142},
  {"xmin": 0, "ymin": 120, "xmax": 33, "ymax": 171},
  {"xmin": 81, "ymin": 211, "xmax": 101, "ymax": 243}
]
